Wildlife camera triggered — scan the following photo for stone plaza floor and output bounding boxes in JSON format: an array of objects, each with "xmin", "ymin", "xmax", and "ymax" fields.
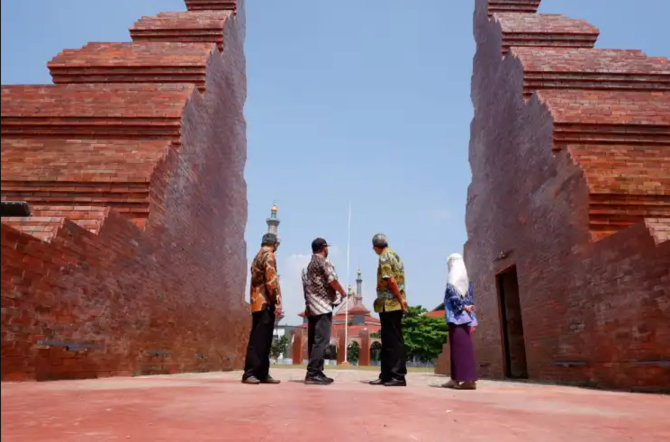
[{"xmin": 1, "ymin": 368, "xmax": 669, "ymax": 442}]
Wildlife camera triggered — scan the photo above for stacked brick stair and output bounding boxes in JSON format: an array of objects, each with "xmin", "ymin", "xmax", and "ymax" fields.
[
  {"xmin": 436, "ymin": 0, "xmax": 669, "ymax": 391},
  {"xmin": 1, "ymin": 1, "xmax": 249, "ymax": 381}
]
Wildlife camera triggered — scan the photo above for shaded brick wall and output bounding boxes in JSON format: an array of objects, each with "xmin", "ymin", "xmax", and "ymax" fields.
[
  {"xmin": 436, "ymin": 0, "xmax": 669, "ymax": 391},
  {"xmin": 1, "ymin": 1, "xmax": 249, "ymax": 381}
]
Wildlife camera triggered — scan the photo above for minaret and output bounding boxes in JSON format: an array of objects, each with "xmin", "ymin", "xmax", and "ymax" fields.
[
  {"xmin": 266, "ymin": 203, "xmax": 280, "ymax": 236},
  {"xmin": 355, "ymin": 269, "xmax": 363, "ymax": 307}
]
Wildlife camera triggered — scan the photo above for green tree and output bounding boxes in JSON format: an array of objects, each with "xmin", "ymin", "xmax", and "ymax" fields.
[
  {"xmin": 402, "ymin": 305, "xmax": 448, "ymax": 362},
  {"xmin": 347, "ymin": 341, "xmax": 360, "ymax": 363},
  {"xmin": 271, "ymin": 334, "xmax": 289, "ymax": 359},
  {"xmin": 370, "ymin": 341, "xmax": 382, "ymax": 361},
  {"xmin": 370, "ymin": 330, "xmax": 381, "ymax": 338}
]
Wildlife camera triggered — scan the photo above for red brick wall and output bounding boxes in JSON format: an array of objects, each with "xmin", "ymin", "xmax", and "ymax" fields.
[
  {"xmin": 436, "ymin": 0, "xmax": 670, "ymax": 392},
  {"xmin": 1, "ymin": 1, "xmax": 250, "ymax": 381}
]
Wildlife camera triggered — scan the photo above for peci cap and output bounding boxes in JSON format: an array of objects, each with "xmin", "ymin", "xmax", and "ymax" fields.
[
  {"xmin": 311, "ymin": 237, "xmax": 330, "ymax": 253},
  {"xmin": 261, "ymin": 233, "xmax": 279, "ymax": 246}
]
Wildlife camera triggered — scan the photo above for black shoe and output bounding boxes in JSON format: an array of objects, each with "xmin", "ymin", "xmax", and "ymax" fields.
[
  {"xmin": 369, "ymin": 378, "xmax": 389, "ymax": 386},
  {"xmin": 241, "ymin": 376, "xmax": 261, "ymax": 385},
  {"xmin": 305, "ymin": 374, "xmax": 333, "ymax": 385},
  {"xmin": 260, "ymin": 376, "xmax": 280, "ymax": 384},
  {"xmin": 384, "ymin": 378, "xmax": 407, "ymax": 387}
]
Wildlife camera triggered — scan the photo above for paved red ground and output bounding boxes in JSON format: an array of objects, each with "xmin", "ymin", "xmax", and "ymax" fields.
[{"xmin": 2, "ymin": 369, "xmax": 669, "ymax": 442}]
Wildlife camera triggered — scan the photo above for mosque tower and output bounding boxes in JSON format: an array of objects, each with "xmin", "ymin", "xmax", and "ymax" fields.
[
  {"xmin": 266, "ymin": 203, "xmax": 280, "ymax": 236},
  {"xmin": 354, "ymin": 269, "xmax": 363, "ymax": 307}
]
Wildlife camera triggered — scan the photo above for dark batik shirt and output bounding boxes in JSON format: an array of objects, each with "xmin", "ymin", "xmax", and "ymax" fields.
[
  {"xmin": 249, "ymin": 247, "xmax": 281, "ymax": 313},
  {"xmin": 302, "ymin": 254, "xmax": 339, "ymax": 316}
]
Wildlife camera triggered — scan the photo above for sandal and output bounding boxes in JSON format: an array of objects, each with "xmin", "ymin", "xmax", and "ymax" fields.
[
  {"xmin": 441, "ymin": 379, "xmax": 458, "ymax": 389},
  {"xmin": 454, "ymin": 381, "xmax": 477, "ymax": 390}
]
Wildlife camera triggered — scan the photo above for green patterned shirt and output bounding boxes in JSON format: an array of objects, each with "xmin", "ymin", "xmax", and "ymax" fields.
[{"xmin": 374, "ymin": 247, "xmax": 406, "ymax": 313}]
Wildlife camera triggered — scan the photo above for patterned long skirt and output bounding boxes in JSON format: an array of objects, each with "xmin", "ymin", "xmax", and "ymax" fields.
[{"xmin": 448, "ymin": 323, "xmax": 478, "ymax": 382}]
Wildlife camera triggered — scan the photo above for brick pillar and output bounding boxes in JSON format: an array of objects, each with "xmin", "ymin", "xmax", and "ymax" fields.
[
  {"xmin": 435, "ymin": 343, "xmax": 451, "ymax": 376},
  {"xmin": 358, "ymin": 330, "xmax": 371, "ymax": 366},
  {"xmin": 292, "ymin": 329, "xmax": 305, "ymax": 365},
  {"xmin": 336, "ymin": 329, "xmax": 346, "ymax": 365}
]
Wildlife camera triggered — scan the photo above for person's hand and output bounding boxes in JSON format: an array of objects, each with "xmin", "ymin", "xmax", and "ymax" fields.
[
  {"xmin": 275, "ymin": 304, "xmax": 283, "ymax": 317},
  {"xmin": 463, "ymin": 305, "xmax": 476, "ymax": 314},
  {"xmin": 470, "ymin": 326, "xmax": 476, "ymax": 334}
]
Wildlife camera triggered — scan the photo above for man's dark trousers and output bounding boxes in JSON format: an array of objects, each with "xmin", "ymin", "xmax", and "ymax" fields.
[
  {"xmin": 243, "ymin": 307, "xmax": 276, "ymax": 380},
  {"xmin": 307, "ymin": 312, "xmax": 332, "ymax": 377},
  {"xmin": 379, "ymin": 310, "xmax": 407, "ymax": 381}
]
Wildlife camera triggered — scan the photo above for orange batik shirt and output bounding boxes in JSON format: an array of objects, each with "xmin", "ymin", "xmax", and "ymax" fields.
[{"xmin": 249, "ymin": 247, "xmax": 282, "ymax": 313}]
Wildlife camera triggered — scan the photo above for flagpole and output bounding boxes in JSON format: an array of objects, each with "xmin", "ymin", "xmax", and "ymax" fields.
[{"xmin": 343, "ymin": 201, "xmax": 351, "ymax": 364}]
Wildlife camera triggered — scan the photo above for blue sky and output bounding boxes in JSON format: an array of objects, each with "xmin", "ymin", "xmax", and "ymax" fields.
[{"xmin": 2, "ymin": 0, "xmax": 668, "ymax": 324}]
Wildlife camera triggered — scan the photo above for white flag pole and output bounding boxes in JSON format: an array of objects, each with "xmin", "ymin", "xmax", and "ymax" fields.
[{"xmin": 343, "ymin": 201, "xmax": 352, "ymax": 363}]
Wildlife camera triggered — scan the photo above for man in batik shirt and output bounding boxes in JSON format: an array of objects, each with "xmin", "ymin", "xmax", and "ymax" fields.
[
  {"xmin": 242, "ymin": 233, "xmax": 282, "ymax": 385},
  {"xmin": 302, "ymin": 238, "xmax": 348, "ymax": 385},
  {"xmin": 370, "ymin": 233, "xmax": 408, "ymax": 387}
]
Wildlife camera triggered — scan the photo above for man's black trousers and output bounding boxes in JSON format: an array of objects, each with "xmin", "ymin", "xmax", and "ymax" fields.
[
  {"xmin": 307, "ymin": 312, "xmax": 332, "ymax": 377},
  {"xmin": 243, "ymin": 307, "xmax": 275, "ymax": 380},
  {"xmin": 379, "ymin": 310, "xmax": 407, "ymax": 381}
]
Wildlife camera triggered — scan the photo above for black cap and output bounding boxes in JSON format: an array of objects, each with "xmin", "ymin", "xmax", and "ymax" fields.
[
  {"xmin": 311, "ymin": 237, "xmax": 330, "ymax": 253},
  {"xmin": 262, "ymin": 233, "xmax": 278, "ymax": 246}
]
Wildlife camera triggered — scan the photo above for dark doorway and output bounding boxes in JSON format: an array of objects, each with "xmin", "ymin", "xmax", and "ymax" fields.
[{"xmin": 497, "ymin": 266, "xmax": 528, "ymax": 379}]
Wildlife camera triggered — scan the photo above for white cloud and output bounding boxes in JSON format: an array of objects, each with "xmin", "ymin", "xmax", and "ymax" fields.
[{"xmin": 427, "ymin": 206, "xmax": 451, "ymax": 221}]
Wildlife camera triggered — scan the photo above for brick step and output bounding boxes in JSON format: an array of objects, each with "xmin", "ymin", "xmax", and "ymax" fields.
[
  {"xmin": 1, "ymin": 138, "xmax": 172, "ymax": 183},
  {"xmin": 487, "ymin": 0, "xmax": 541, "ymax": 17},
  {"xmin": 568, "ymin": 142, "xmax": 670, "ymax": 241},
  {"xmin": 131, "ymin": 12, "xmax": 232, "ymax": 52},
  {"xmin": 552, "ymin": 126, "xmax": 670, "ymax": 149},
  {"xmin": 523, "ymin": 77, "xmax": 670, "ymax": 98},
  {"xmin": 49, "ymin": 42, "xmax": 215, "ymax": 92},
  {"xmin": 514, "ymin": 48, "xmax": 670, "ymax": 98},
  {"xmin": 537, "ymin": 90, "xmax": 670, "ymax": 151},
  {"xmin": 645, "ymin": 218, "xmax": 670, "ymax": 245},
  {"xmin": 588, "ymin": 195, "xmax": 669, "ymax": 240},
  {"xmin": 495, "ymin": 13, "xmax": 599, "ymax": 56},
  {"xmin": 590, "ymin": 203, "xmax": 669, "ymax": 217},
  {"xmin": 32, "ymin": 205, "xmax": 109, "ymax": 221},
  {"xmin": 1, "ymin": 182, "xmax": 151, "ymax": 220},
  {"xmin": 184, "ymin": 0, "xmax": 237, "ymax": 11},
  {"xmin": 33, "ymin": 205, "xmax": 108, "ymax": 233},
  {"xmin": 1, "ymin": 84, "xmax": 193, "ymax": 139},
  {"xmin": 591, "ymin": 195, "xmax": 670, "ymax": 206},
  {"xmin": 1, "ymin": 216, "xmax": 65, "ymax": 242}
]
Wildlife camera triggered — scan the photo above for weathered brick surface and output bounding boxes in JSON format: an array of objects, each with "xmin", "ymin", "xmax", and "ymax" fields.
[
  {"xmin": 494, "ymin": 13, "xmax": 599, "ymax": 55},
  {"xmin": 185, "ymin": 0, "xmax": 237, "ymax": 12},
  {"xmin": 512, "ymin": 48, "xmax": 670, "ymax": 98},
  {"xmin": 487, "ymin": 0, "xmax": 540, "ymax": 17},
  {"xmin": 436, "ymin": 0, "xmax": 670, "ymax": 392},
  {"xmin": 49, "ymin": 42, "xmax": 216, "ymax": 92},
  {"xmin": 1, "ymin": 0, "xmax": 250, "ymax": 381},
  {"xmin": 131, "ymin": 11, "xmax": 232, "ymax": 51}
]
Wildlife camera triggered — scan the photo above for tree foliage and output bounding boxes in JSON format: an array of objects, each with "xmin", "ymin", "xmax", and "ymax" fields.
[
  {"xmin": 347, "ymin": 341, "xmax": 360, "ymax": 362},
  {"xmin": 370, "ymin": 341, "xmax": 382, "ymax": 361},
  {"xmin": 271, "ymin": 334, "xmax": 289, "ymax": 359},
  {"xmin": 402, "ymin": 305, "xmax": 448, "ymax": 362}
]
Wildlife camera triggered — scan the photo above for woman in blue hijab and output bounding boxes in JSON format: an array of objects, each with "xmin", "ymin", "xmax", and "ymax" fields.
[{"xmin": 441, "ymin": 253, "xmax": 478, "ymax": 390}]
